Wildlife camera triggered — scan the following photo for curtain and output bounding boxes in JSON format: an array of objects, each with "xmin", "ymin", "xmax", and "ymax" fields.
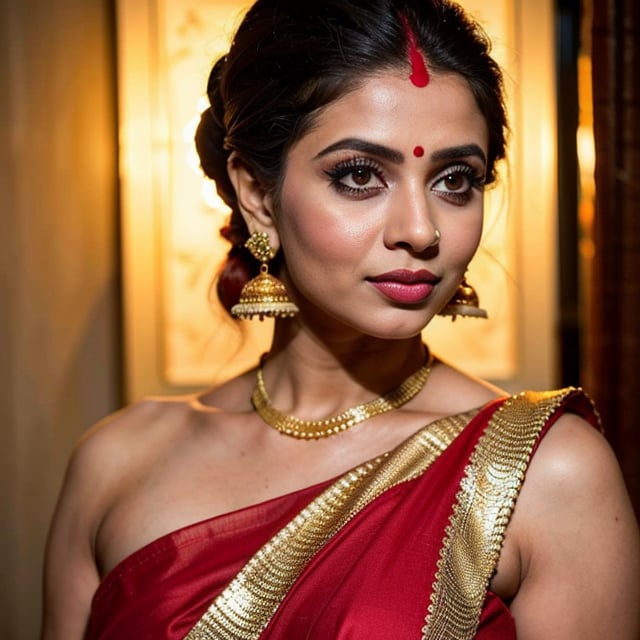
[{"xmin": 588, "ymin": 0, "xmax": 640, "ymax": 516}]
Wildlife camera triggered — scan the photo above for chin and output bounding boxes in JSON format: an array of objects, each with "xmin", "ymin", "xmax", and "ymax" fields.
[
  {"xmin": 350, "ymin": 312, "xmax": 435, "ymax": 341},
  {"xmin": 295, "ymin": 294, "xmax": 437, "ymax": 340}
]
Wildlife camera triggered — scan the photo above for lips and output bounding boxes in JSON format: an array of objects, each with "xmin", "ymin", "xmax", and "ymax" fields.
[{"xmin": 367, "ymin": 269, "xmax": 440, "ymax": 304}]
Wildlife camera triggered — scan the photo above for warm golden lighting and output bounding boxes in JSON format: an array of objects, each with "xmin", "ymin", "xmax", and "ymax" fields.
[
  {"xmin": 577, "ymin": 122, "xmax": 596, "ymax": 261},
  {"xmin": 577, "ymin": 124, "xmax": 595, "ymax": 187},
  {"xmin": 577, "ymin": 51, "xmax": 596, "ymax": 330}
]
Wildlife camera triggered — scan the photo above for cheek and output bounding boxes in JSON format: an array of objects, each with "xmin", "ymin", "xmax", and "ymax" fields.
[
  {"xmin": 280, "ymin": 222, "xmax": 368, "ymax": 296},
  {"xmin": 461, "ymin": 223, "xmax": 483, "ymax": 257},
  {"xmin": 438, "ymin": 215, "xmax": 484, "ymax": 277},
  {"xmin": 277, "ymin": 192, "xmax": 373, "ymax": 267}
]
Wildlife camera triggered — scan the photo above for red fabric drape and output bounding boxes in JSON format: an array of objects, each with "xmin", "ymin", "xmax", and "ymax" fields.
[{"xmin": 588, "ymin": 0, "xmax": 640, "ymax": 516}]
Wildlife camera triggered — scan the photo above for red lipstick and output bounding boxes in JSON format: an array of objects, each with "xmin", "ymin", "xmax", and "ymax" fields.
[{"xmin": 367, "ymin": 269, "xmax": 440, "ymax": 304}]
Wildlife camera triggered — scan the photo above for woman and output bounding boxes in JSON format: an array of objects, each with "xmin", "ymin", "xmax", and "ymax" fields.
[{"xmin": 42, "ymin": 0, "xmax": 639, "ymax": 638}]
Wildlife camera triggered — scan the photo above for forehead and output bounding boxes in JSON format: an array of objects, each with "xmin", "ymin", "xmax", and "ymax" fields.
[{"xmin": 296, "ymin": 71, "xmax": 488, "ymax": 155}]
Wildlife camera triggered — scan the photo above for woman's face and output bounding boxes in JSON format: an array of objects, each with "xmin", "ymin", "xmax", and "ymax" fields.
[{"xmin": 273, "ymin": 71, "xmax": 489, "ymax": 339}]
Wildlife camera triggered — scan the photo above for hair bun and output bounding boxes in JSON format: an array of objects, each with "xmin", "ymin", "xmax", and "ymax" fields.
[{"xmin": 195, "ymin": 56, "xmax": 237, "ymax": 209}]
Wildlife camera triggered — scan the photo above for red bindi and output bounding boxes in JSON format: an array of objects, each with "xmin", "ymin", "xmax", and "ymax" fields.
[
  {"xmin": 413, "ymin": 145, "xmax": 425, "ymax": 158},
  {"xmin": 400, "ymin": 14, "xmax": 430, "ymax": 88}
]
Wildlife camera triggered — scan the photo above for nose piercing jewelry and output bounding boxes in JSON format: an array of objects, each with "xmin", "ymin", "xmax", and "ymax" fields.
[{"xmin": 432, "ymin": 229, "xmax": 441, "ymax": 245}]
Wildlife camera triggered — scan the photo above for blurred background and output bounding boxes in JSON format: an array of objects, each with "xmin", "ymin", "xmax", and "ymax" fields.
[{"xmin": 0, "ymin": 0, "xmax": 637, "ymax": 637}]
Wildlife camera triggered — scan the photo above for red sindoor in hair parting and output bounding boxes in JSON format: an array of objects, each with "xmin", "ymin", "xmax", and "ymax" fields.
[{"xmin": 400, "ymin": 14, "xmax": 430, "ymax": 88}]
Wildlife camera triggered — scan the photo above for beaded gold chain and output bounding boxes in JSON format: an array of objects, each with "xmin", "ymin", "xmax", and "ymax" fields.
[{"xmin": 251, "ymin": 348, "xmax": 433, "ymax": 439}]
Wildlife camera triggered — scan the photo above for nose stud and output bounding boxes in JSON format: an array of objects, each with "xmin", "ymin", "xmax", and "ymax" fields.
[{"xmin": 431, "ymin": 229, "xmax": 441, "ymax": 246}]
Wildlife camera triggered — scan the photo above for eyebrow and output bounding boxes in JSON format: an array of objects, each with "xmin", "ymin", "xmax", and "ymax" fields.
[
  {"xmin": 431, "ymin": 143, "xmax": 487, "ymax": 166},
  {"xmin": 315, "ymin": 138, "xmax": 486, "ymax": 166},
  {"xmin": 315, "ymin": 138, "xmax": 405, "ymax": 163}
]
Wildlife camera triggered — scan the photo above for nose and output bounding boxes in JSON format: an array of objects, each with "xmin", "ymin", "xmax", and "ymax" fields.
[{"xmin": 383, "ymin": 185, "xmax": 440, "ymax": 253}]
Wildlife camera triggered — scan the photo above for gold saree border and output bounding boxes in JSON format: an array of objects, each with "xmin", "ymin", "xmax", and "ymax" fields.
[
  {"xmin": 184, "ymin": 411, "xmax": 476, "ymax": 640},
  {"xmin": 422, "ymin": 388, "xmax": 584, "ymax": 640}
]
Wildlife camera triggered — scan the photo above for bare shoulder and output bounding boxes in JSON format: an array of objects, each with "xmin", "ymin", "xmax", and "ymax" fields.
[
  {"xmin": 67, "ymin": 399, "xmax": 186, "ymax": 491},
  {"xmin": 507, "ymin": 411, "xmax": 640, "ymax": 639},
  {"xmin": 68, "ymin": 365, "xmax": 256, "ymax": 490},
  {"xmin": 518, "ymin": 411, "xmax": 630, "ymax": 516},
  {"xmin": 50, "ymin": 398, "xmax": 194, "ymax": 550}
]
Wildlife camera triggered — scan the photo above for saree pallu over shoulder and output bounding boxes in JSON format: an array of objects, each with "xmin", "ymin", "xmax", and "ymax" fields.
[
  {"xmin": 185, "ymin": 387, "xmax": 599, "ymax": 640},
  {"xmin": 423, "ymin": 389, "xmax": 598, "ymax": 639}
]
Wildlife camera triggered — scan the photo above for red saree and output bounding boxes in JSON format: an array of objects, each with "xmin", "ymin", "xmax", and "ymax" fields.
[{"xmin": 85, "ymin": 389, "xmax": 599, "ymax": 640}]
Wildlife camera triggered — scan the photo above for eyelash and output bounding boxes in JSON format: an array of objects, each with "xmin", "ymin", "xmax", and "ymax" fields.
[
  {"xmin": 324, "ymin": 157, "xmax": 485, "ymax": 204},
  {"xmin": 431, "ymin": 164, "xmax": 485, "ymax": 205},
  {"xmin": 324, "ymin": 157, "xmax": 386, "ymax": 198}
]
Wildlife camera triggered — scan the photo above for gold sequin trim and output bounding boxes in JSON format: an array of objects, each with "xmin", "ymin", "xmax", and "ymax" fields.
[
  {"xmin": 184, "ymin": 411, "xmax": 477, "ymax": 640},
  {"xmin": 422, "ymin": 388, "xmax": 581, "ymax": 640}
]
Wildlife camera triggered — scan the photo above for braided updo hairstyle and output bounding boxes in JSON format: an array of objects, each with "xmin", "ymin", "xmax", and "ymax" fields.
[{"xmin": 195, "ymin": 0, "xmax": 508, "ymax": 314}]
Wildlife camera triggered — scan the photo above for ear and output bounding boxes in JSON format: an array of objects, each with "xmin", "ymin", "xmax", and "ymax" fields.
[{"xmin": 226, "ymin": 152, "xmax": 279, "ymax": 250}]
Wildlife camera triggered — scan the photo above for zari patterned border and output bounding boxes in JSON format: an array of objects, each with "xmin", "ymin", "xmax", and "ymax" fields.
[
  {"xmin": 184, "ymin": 410, "xmax": 477, "ymax": 640},
  {"xmin": 422, "ymin": 388, "xmax": 579, "ymax": 640}
]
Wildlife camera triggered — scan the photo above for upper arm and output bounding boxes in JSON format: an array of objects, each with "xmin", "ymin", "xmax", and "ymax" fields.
[
  {"xmin": 508, "ymin": 414, "xmax": 640, "ymax": 639},
  {"xmin": 41, "ymin": 403, "xmax": 144, "ymax": 640},
  {"xmin": 42, "ymin": 440, "xmax": 103, "ymax": 640}
]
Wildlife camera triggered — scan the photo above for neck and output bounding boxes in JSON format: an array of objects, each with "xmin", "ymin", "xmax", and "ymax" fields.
[{"xmin": 262, "ymin": 328, "xmax": 427, "ymax": 422}]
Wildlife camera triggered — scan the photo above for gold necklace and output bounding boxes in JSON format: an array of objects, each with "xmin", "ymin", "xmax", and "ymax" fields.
[{"xmin": 252, "ymin": 347, "xmax": 433, "ymax": 439}]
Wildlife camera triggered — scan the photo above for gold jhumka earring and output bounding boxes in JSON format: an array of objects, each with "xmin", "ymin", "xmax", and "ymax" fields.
[
  {"xmin": 438, "ymin": 274, "xmax": 488, "ymax": 321},
  {"xmin": 231, "ymin": 231, "xmax": 299, "ymax": 321}
]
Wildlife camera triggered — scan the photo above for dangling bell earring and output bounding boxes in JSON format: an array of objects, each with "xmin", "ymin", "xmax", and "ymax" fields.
[
  {"xmin": 231, "ymin": 231, "xmax": 299, "ymax": 321},
  {"xmin": 438, "ymin": 274, "xmax": 488, "ymax": 321}
]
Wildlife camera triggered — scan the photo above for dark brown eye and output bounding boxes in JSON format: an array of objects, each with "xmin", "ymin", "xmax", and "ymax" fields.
[
  {"xmin": 431, "ymin": 164, "xmax": 483, "ymax": 206},
  {"xmin": 443, "ymin": 173, "xmax": 466, "ymax": 191},
  {"xmin": 351, "ymin": 168, "xmax": 373, "ymax": 185},
  {"xmin": 325, "ymin": 158, "xmax": 387, "ymax": 197}
]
